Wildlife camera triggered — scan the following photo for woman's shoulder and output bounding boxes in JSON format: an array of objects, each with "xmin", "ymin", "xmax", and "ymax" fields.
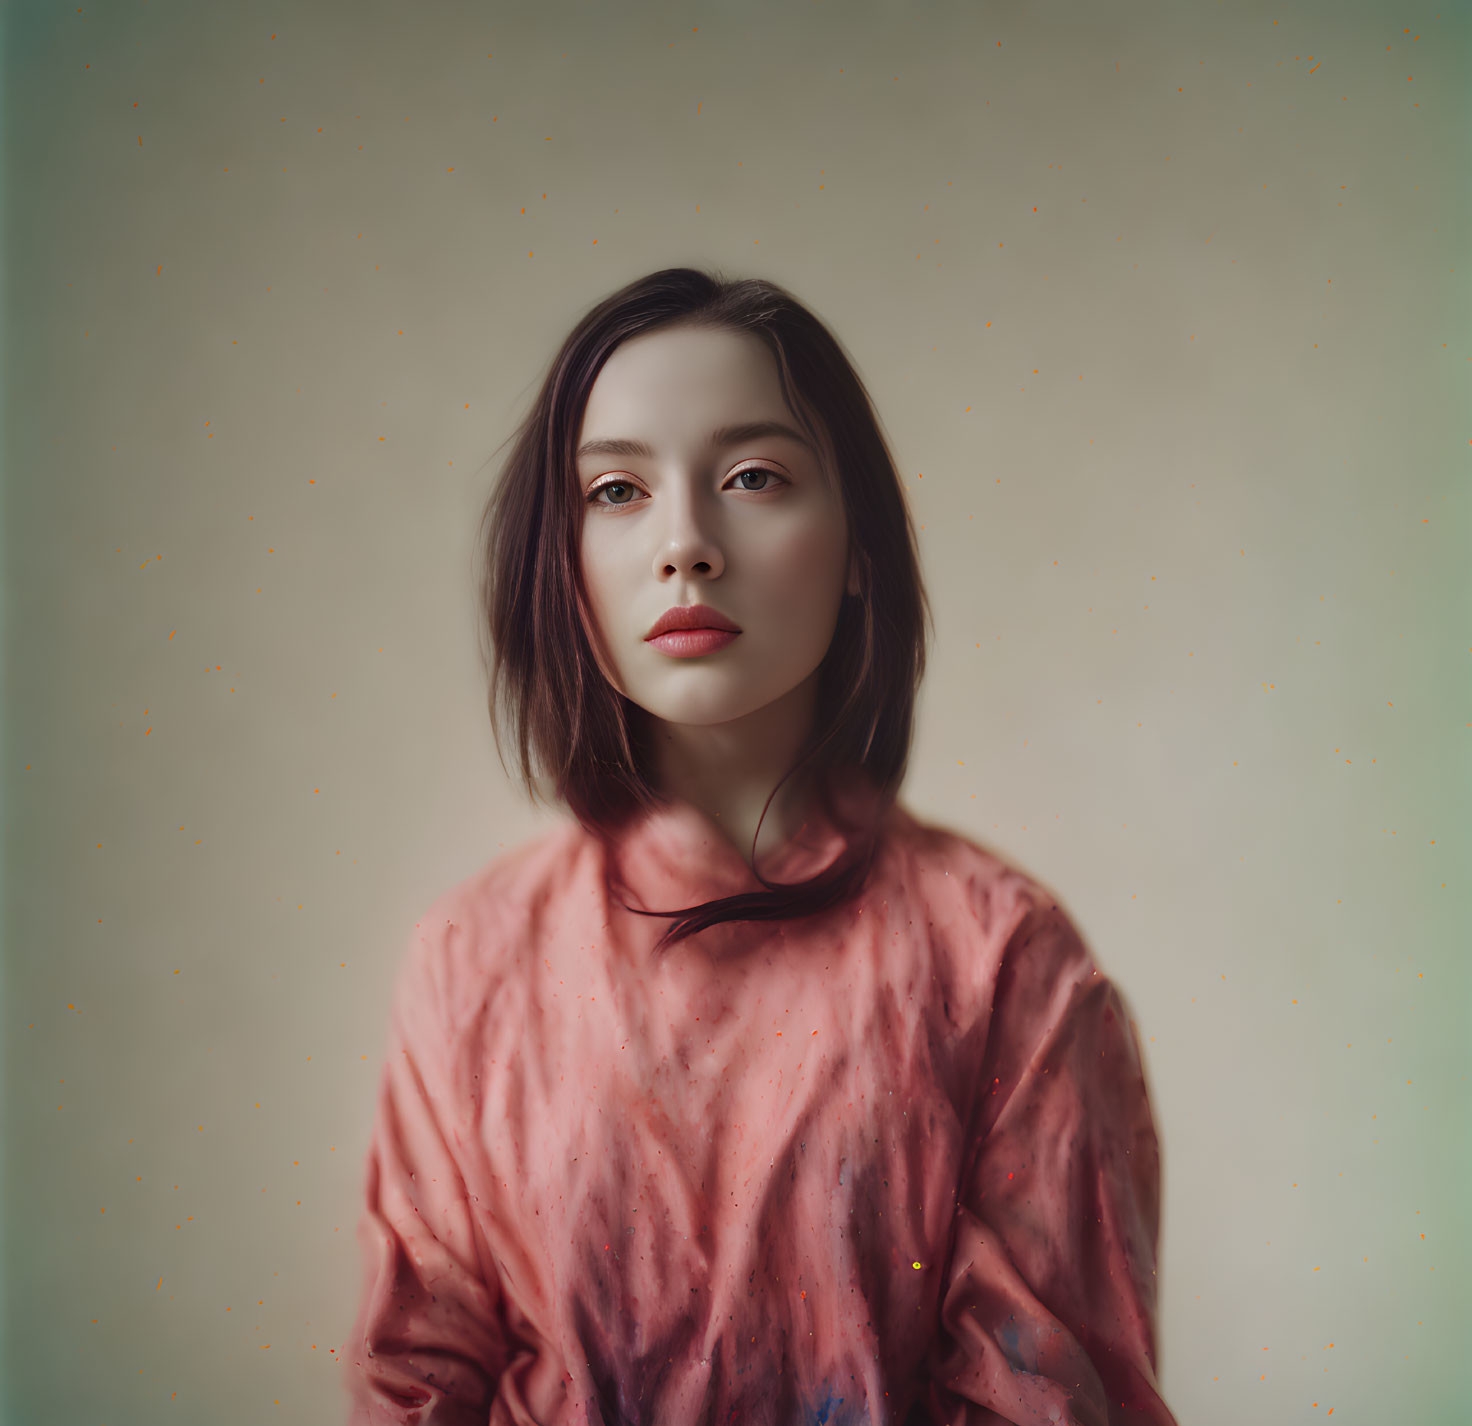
[
  {"xmin": 885, "ymin": 802, "xmax": 1073, "ymax": 927},
  {"xmin": 396, "ymin": 817, "xmax": 595, "ymax": 998},
  {"xmin": 881, "ymin": 802, "xmax": 1100, "ymax": 989}
]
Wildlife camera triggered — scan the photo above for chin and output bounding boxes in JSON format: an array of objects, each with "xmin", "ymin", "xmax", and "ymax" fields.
[{"xmin": 643, "ymin": 689, "xmax": 780, "ymax": 727}]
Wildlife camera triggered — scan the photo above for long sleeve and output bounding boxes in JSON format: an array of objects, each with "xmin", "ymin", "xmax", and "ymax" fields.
[
  {"xmin": 916, "ymin": 897, "xmax": 1178, "ymax": 1426},
  {"xmin": 342, "ymin": 915, "xmax": 511, "ymax": 1425}
]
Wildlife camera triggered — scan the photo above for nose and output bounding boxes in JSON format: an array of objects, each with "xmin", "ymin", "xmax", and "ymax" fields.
[{"xmin": 652, "ymin": 487, "xmax": 726, "ymax": 582}]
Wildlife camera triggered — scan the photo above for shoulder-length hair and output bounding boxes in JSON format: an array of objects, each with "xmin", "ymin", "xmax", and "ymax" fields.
[{"xmin": 475, "ymin": 266, "xmax": 931, "ymax": 951}]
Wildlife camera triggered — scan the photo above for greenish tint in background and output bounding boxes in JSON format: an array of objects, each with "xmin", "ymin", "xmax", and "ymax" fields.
[{"xmin": 3, "ymin": 0, "xmax": 1467, "ymax": 1421}]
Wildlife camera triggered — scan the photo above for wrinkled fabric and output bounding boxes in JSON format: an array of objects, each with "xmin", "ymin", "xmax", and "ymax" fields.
[{"xmin": 341, "ymin": 784, "xmax": 1178, "ymax": 1426}]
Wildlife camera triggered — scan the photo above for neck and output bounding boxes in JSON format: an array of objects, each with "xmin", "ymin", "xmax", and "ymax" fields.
[{"xmin": 645, "ymin": 673, "xmax": 825, "ymax": 870}]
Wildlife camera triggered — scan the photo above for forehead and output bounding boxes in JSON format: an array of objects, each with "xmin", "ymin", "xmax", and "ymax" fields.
[{"xmin": 577, "ymin": 326, "xmax": 794, "ymax": 445}]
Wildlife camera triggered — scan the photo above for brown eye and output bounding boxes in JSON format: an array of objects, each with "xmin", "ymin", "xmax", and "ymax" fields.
[
  {"xmin": 587, "ymin": 480, "xmax": 642, "ymax": 507},
  {"xmin": 728, "ymin": 466, "xmax": 784, "ymax": 492}
]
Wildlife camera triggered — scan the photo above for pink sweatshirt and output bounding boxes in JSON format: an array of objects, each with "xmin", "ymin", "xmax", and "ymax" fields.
[{"xmin": 341, "ymin": 786, "xmax": 1177, "ymax": 1426}]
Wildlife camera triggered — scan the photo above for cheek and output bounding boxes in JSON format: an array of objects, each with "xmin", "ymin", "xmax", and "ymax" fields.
[
  {"xmin": 758, "ymin": 518, "xmax": 848, "ymax": 599},
  {"xmin": 578, "ymin": 535, "xmax": 619, "ymax": 623},
  {"xmin": 577, "ymin": 540, "xmax": 626, "ymax": 675}
]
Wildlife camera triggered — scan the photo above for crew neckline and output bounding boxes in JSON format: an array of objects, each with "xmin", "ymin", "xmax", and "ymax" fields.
[{"xmin": 599, "ymin": 768, "xmax": 894, "ymax": 919}]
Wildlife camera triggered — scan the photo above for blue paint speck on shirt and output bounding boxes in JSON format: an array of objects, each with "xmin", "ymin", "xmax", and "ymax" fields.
[{"xmin": 812, "ymin": 1386, "xmax": 844, "ymax": 1424}]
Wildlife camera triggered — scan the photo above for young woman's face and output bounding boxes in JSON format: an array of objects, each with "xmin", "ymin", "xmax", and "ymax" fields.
[{"xmin": 576, "ymin": 324, "xmax": 858, "ymax": 730}]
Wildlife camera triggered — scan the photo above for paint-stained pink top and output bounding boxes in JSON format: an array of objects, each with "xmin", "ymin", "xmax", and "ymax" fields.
[{"xmin": 341, "ymin": 783, "xmax": 1177, "ymax": 1426}]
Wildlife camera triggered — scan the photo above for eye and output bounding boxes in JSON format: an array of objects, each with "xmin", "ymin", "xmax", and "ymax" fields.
[
  {"xmin": 585, "ymin": 479, "xmax": 645, "ymax": 508},
  {"xmin": 584, "ymin": 465, "xmax": 788, "ymax": 510},
  {"xmin": 726, "ymin": 465, "xmax": 786, "ymax": 493}
]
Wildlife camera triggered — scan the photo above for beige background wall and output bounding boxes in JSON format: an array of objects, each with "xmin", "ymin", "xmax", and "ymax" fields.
[{"xmin": 4, "ymin": 1, "xmax": 1466, "ymax": 1422}]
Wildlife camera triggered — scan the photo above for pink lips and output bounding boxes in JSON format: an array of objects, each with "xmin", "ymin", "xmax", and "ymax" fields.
[
  {"xmin": 644, "ymin": 603, "xmax": 742, "ymax": 658},
  {"xmin": 648, "ymin": 628, "xmax": 740, "ymax": 657}
]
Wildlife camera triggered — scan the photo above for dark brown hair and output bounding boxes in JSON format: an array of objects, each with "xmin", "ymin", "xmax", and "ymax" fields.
[{"xmin": 475, "ymin": 267, "xmax": 931, "ymax": 951}]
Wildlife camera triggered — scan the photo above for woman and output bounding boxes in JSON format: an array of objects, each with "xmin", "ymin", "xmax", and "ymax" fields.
[{"xmin": 341, "ymin": 268, "xmax": 1178, "ymax": 1426}]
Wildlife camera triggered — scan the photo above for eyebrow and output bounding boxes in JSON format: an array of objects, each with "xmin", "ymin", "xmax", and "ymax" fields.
[{"xmin": 575, "ymin": 420, "xmax": 815, "ymax": 462}]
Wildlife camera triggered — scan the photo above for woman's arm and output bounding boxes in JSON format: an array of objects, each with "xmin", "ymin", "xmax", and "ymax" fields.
[
  {"xmin": 915, "ymin": 899, "xmax": 1178, "ymax": 1426},
  {"xmin": 341, "ymin": 916, "xmax": 512, "ymax": 1424}
]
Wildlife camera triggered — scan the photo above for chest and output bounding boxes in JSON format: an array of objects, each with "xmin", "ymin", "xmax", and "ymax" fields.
[
  {"xmin": 456, "ymin": 914, "xmax": 987, "ymax": 1413},
  {"xmin": 482, "ymin": 924, "xmax": 969, "ymax": 1255}
]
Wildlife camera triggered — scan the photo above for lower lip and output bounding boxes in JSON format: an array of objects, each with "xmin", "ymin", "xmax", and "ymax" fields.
[{"xmin": 647, "ymin": 628, "xmax": 741, "ymax": 657}]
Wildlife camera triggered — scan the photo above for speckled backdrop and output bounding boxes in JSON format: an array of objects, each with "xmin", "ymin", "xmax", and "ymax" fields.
[{"xmin": 3, "ymin": 0, "xmax": 1467, "ymax": 1422}]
